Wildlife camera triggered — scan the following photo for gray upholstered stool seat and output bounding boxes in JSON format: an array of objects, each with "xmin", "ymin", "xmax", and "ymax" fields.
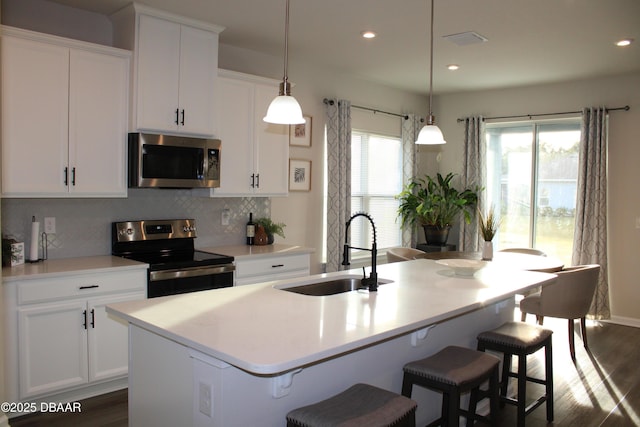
[
  {"xmin": 401, "ymin": 345, "xmax": 501, "ymax": 427},
  {"xmin": 286, "ymin": 383, "xmax": 417, "ymax": 427},
  {"xmin": 477, "ymin": 321, "xmax": 554, "ymax": 427}
]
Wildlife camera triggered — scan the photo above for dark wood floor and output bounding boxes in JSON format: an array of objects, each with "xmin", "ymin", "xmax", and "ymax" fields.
[{"xmin": 9, "ymin": 313, "xmax": 640, "ymax": 427}]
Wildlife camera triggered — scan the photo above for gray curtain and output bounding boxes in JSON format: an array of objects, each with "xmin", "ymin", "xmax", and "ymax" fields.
[
  {"xmin": 325, "ymin": 99, "xmax": 352, "ymax": 273},
  {"xmin": 401, "ymin": 114, "xmax": 421, "ymax": 247},
  {"xmin": 573, "ymin": 107, "xmax": 610, "ymax": 319},
  {"xmin": 460, "ymin": 116, "xmax": 486, "ymax": 251}
]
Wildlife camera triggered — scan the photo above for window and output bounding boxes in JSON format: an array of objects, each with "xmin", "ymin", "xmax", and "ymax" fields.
[
  {"xmin": 350, "ymin": 131, "xmax": 403, "ymax": 256},
  {"xmin": 485, "ymin": 119, "xmax": 581, "ymax": 266}
]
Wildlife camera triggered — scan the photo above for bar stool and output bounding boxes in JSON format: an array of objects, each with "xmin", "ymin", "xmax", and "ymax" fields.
[
  {"xmin": 286, "ymin": 383, "xmax": 417, "ymax": 427},
  {"xmin": 401, "ymin": 345, "xmax": 501, "ymax": 427},
  {"xmin": 476, "ymin": 321, "xmax": 553, "ymax": 427}
]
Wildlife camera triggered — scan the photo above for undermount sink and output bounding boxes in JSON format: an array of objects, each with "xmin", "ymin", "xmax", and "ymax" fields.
[{"xmin": 276, "ymin": 275, "xmax": 393, "ymax": 296}]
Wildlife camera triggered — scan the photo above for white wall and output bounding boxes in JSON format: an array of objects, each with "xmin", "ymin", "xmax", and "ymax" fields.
[{"xmin": 431, "ymin": 73, "xmax": 640, "ymax": 324}]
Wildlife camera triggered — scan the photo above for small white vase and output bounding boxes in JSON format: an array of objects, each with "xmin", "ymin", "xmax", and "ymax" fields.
[{"xmin": 482, "ymin": 240, "xmax": 493, "ymax": 261}]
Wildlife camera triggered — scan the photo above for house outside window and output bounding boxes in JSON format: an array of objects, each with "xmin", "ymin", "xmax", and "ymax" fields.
[{"xmin": 485, "ymin": 119, "xmax": 581, "ymax": 266}]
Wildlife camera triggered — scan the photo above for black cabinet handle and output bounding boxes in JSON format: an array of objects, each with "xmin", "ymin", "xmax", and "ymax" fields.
[
  {"xmin": 79, "ymin": 285, "xmax": 99, "ymax": 290},
  {"xmin": 90, "ymin": 309, "xmax": 95, "ymax": 328},
  {"xmin": 71, "ymin": 167, "xmax": 76, "ymax": 186},
  {"xmin": 255, "ymin": 173, "xmax": 260, "ymax": 188},
  {"xmin": 82, "ymin": 309, "xmax": 87, "ymax": 329},
  {"xmin": 175, "ymin": 108, "xmax": 180, "ymax": 125},
  {"xmin": 180, "ymin": 109, "xmax": 185, "ymax": 126},
  {"xmin": 64, "ymin": 167, "xmax": 68, "ymax": 186},
  {"xmin": 271, "ymin": 264, "xmax": 284, "ymax": 268},
  {"xmin": 250, "ymin": 174, "xmax": 255, "ymax": 188}
]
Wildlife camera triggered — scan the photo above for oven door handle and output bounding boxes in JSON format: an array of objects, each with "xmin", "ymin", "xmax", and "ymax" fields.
[{"xmin": 149, "ymin": 264, "xmax": 235, "ymax": 282}]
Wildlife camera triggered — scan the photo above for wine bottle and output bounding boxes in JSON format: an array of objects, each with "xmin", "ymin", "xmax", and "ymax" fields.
[{"xmin": 246, "ymin": 213, "xmax": 255, "ymax": 245}]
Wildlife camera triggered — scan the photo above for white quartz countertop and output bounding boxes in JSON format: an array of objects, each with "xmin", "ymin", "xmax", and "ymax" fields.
[
  {"xmin": 2, "ymin": 255, "xmax": 148, "ymax": 282},
  {"xmin": 107, "ymin": 259, "xmax": 556, "ymax": 376},
  {"xmin": 198, "ymin": 243, "xmax": 315, "ymax": 260}
]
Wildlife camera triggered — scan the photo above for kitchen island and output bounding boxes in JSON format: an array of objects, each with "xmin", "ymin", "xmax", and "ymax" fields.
[{"xmin": 107, "ymin": 258, "xmax": 556, "ymax": 426}]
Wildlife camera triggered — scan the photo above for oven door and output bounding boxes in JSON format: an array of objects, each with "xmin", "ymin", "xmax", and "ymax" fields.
[{"xmin": 147, "ymin": 264, "xmax": 234, "ymax": 298}]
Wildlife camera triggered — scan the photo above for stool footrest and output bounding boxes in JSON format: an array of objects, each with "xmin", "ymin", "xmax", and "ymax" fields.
[
  {"xmin": 502, "ymin": 394, "xmax": 548, "ymax": 415},
  {"xmin": 505, "ymin": 372, "xmax": 548, "ymax": 386}
]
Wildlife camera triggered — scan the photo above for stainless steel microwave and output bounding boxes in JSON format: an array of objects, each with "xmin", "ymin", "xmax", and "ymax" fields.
[{"xmin": 128, "ymin": 133, "xmax": 221, "ymax": 188}]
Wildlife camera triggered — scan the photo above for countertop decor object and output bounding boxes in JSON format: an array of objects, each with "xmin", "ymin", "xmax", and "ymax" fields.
[
  {"xmin": 435, "ymin": 258, "xmax": 488, "ymax": 276},
  {"xmin": 397, "ymin": 172, "xmax": 479, "ymax": 245},
  {"xmin": 255, "ymin": 217, "xmax": 286, "ymax": 244},
  {"xmin": 478, "ymin": 205, "xmax": 500, "ymax": 260}
]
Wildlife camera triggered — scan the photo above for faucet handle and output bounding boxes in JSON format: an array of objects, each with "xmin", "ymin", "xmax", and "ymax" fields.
[{"xmin": 341, "ymin": 244, "xmax": 351, "ymax": 266}]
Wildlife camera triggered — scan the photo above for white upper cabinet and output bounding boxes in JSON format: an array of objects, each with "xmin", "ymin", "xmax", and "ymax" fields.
[
  {"xmin": 1, "ymin": 26, "xmax": 130, "ymax": 198},
  {"xmin": 111, "ymin": 4, "xmax": 223, "ymax": 137},
  {"xmin": 212, "ymin": 70, "xmax": 289, "ymax": 197}
]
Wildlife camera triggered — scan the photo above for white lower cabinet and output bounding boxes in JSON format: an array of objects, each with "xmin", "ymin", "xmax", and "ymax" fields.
[
  {"xmin": 234, "ymin": 253, "xmax": 310, "ymax": 286},
  {"xmin": 5, "ymin": 268, "xmax": 146, "ymax": 401}
]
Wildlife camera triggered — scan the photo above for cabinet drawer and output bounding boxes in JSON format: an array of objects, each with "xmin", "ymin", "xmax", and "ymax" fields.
[
  {"xmin": 18, "ymin": 270, "xmax": 147, "ymax": 305},
  {"xmin": 235, "ymin": 254, "xmax": 309, "ymax": 279}
]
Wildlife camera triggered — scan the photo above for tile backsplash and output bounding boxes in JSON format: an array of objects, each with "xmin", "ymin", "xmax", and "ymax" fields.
[{"xmin": 1, "ymin": 189, "xmax": 270, "ymax": 259}]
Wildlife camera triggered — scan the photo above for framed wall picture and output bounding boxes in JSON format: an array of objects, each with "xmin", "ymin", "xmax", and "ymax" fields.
[
  {"xmin": 289, "ymin": 159, "xmax": 312, "ymax": 191},
  {"xmin": 290, "ymin": 115, "xmax": 312, "ymax": 147}
]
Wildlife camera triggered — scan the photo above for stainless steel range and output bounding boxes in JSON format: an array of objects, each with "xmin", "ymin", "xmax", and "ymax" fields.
[{"xmin": 111, "ymin": 219, "xmax": 234, "ymax": 298}]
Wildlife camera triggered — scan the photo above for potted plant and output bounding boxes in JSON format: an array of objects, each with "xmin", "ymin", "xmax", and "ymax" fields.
[
  {"xmin": 478, "ymin": 205, "xmax": 500, "ymax": 260},
  {"xmin": 396, "ymin": 172, "xmax": 479, "ymax": 245},
  {"xmin": 255, "ymin": 218, "xmax": 286, "ymax": 245}
]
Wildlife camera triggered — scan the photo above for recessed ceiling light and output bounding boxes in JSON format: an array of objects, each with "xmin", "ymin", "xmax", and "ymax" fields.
[
  {"xmin": 361, "ymin": 31, "xmax": 376, "ymax": 39},
  {"xmin": 447, "ymin": 64, "xmax": 460, "ymax": 71},
  {"xmin": 616, "ymin": 38, "xmax": 633, "ymax": 47}
]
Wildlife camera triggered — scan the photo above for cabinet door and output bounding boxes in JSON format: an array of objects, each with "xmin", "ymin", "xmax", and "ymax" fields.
[
  {"xmin": 69, "ymin": 49, "xmax": 129, "ymax": 196},
  {"xmin": 1, "ymin": 36, "xmax": 69, "ymax": 196},
  {"xmin": 178, "ymin": 25, "xmax": 218, "ymax": 136},
  {"xmin": 88, "ymin": 292, "xmax": 144, "ymax": 382},
  {"xmin": 136, "ymin": 14, "xmax": 181, "ymax": 133},
  {"xmin": 18, "ymin": 301, "xmax": 88, "ymax": 398},
  {"xmin": 212, "ymin": 77, "xmax": 255, "ymax": 196},
  {"xmin": 254, "ymin": 83, "xmax": 290, "ymax": 196}
]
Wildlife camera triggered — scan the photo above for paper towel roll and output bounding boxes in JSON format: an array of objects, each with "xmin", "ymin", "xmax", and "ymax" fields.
[{"xmin": 30, "ymin": 221, "xmax": 40, "ymax": 261}]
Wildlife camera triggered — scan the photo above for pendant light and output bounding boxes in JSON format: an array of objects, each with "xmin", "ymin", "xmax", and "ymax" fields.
[
  {"xmin": 416, "ymin": 0, "xmax": 446, "ymax": 144},
  {"xmin": 264, "ymin": 0, "xmax": 306, "ymax": 124}
]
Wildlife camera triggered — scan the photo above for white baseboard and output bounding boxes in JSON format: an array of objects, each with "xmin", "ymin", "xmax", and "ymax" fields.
[{"xmin": 605, "ymin": 316, "xmax": 640, "ymax": 328}]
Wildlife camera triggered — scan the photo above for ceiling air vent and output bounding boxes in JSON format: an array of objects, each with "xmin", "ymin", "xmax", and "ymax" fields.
[{"xmin": 443, "ymin": 31, "xmax": 488, "ymax": 46}]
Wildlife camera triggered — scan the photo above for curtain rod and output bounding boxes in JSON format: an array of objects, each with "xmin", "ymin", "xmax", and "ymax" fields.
[
  {"xmin": 457, "ymin": 105, "xmax": 630, "ymax": 122},
  {"xmin": 323, "ymin": 98, "xmax": 410, "ymax": 120}
]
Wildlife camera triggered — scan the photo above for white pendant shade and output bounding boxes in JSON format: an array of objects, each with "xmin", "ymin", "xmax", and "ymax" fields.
[
  {"xmin": 416, "ymin": 123, "xmax": 446, "ymax": 145},
  {"xmin": 263, "ymin": 95, "xmax": 306, "ymax": 124}
]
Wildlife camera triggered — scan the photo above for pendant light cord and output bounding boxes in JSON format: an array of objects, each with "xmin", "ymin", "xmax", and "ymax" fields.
[
  {"xmin": 428, "ymin": 0, "xmax": 435, "ymax": 121},
  {"xmin": 282, "ymin": 0, "xmax": 290, "ymax": 90}
]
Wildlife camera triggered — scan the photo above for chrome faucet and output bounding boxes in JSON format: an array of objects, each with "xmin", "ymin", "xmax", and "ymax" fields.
[{"xmin": 342, "ymin": 212, "xmax": 378, "ymax": 292}]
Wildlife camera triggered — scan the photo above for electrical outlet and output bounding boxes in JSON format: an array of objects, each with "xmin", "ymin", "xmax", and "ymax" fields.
[
  {"xmin": 198, "ymin": 382, "xmax": 212, "ymax": 417},
  {"xmin": 221, "ymin": 209, "xmax": 230, "ymax": 226},
  {"xmin": 44, "ymin": 217, "xmax": 56, "ymax": 234}
]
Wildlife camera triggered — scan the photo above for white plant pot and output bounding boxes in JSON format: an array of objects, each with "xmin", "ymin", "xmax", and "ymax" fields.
[{"xmin": 482, "ymin": 240, "xmax": 493, "ymax": 261}]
